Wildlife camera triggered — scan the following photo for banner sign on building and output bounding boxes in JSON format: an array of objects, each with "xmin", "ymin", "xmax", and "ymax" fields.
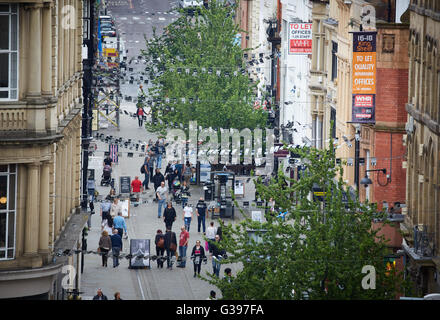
[
  {"xmin": 288, "ymin": 23, "xmax": 312, "ymax": 55},
  {"xmin": 352, "ymin": 31, "xmax": 377, "ymax": 123}
]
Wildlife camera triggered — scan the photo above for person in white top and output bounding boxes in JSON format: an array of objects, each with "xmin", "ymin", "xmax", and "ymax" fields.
[
  {"xmin": 110, "ymin": 197, "xmax": 122, "ymax": 218},
  {"xmin": 183, "ymin": 204, "xmax": 193, "ymax": 232},
  {"xmin": 205, "ymin": 221, "xmax": 217, "ymax": 254}
]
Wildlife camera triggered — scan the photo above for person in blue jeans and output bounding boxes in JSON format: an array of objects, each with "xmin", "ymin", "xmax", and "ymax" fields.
[
  {"xmin": 183, "ymin": 203, "xmax": 193, "ymax": 232},
  {"xmin": 196, "ymin": 198, "xmax": 207, "ymax": 234},
  {"xmin": 210, "ymin": 235, "xmax": 225, "ymax": 277},
  {"xmin": 156, "ymin": 181, "xmax": 168, "ymax": 218},
  {"xmin": 110, "ymin": 229, "xmax": 122, "ymax": 267},
  {"xmin": 177, "ymin": 226, "xmax": 189, "ymax": 268}
]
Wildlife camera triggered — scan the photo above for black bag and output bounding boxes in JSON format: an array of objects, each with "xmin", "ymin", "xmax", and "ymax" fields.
[{"xmin": 140, "ymin": 164, "xmax": 145, "ymax": 174}]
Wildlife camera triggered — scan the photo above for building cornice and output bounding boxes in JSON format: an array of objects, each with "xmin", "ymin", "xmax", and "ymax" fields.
[
  {"xmin": 0, "ymin": 263, "xmax": 62, "ymax": 281},
  {"xmin": 406, "ymin": 103, "xmax": 440, "ymax": 136}
]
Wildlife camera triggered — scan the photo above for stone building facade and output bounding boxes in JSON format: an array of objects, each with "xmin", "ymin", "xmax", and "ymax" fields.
[
  {"xmin": 401, "ymin": 0, "xmax": 440, "ymax": 296},
  {"xmin": 0, "ymin": 0, "xmax": 87, "ymax": 299}
]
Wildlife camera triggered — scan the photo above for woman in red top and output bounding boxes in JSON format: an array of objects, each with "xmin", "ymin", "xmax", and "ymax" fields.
[{"xmin": 137, "ymin": 107, "xmax": 145, "ymax": 127}]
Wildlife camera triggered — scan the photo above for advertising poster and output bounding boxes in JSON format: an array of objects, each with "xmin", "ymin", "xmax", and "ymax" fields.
[
  {"xmin": 129, "ymin": 239, "xmax": 150, "ymax": 268},
  {"xmin": 288, "ymin": 23, "xmax": 312, "ymax": 55},
  {"xmin": 352, "ymin": 32, "xmax": 377, "ymax": 123}
]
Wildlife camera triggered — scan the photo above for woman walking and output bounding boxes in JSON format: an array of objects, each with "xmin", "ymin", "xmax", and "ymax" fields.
[
  {"xmin": 183, "ymin": 161, "xmax": 193, "ymax": 185},
  {"xmin": 137, "ymin": 106, "xmax": 145, "ymax": 127},
  {"xmin": 191, "ymin": 240, "xmax": 206, "ymax": 277},
  {"xmin": 98, "ymin": 230, "xmax": 112, "ymax": 267},
  {"xmin": 180, "ymin": 180, "xmax": 190, "ymax": 208},
  {"xmin": 154, "ymin": 229, "xmax": 165, "ymax": 268}
]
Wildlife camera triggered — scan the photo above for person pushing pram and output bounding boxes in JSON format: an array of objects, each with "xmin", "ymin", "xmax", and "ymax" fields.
[{"xmin": 101, "ymin": 164, "xmax": 113, "ymax": 186}]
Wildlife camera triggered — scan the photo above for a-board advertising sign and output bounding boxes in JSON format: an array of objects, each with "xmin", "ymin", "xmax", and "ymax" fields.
[{"xmin": 129, "ymin": 239, "xmax": 150, "ymax": 268}]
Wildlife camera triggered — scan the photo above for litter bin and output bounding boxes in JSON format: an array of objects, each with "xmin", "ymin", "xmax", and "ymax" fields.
[{"xmin": 204, "ymin": 180, "xmax": 213, "ymax": 201}]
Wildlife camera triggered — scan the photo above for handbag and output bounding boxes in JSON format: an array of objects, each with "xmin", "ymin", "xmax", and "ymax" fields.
[
  {"xmin": 170, "ymin": 242, "xmax": 177, "ymax": 251},
  {"xmin": 140, "ymin": 164, "xmax": 145, "ymax": 174},
  {"xmin": 157, "ymin": 237, "xmax": 165, "ymax": 249}
]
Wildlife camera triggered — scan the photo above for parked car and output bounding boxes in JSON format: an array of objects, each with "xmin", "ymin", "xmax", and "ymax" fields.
[
  {"xmin": 101, "ymin": 27, "xmax": 116, "ymax": 37},
  {"xmin": 99, "ymin": 15, "xmax": 114, "ymax": 25}
]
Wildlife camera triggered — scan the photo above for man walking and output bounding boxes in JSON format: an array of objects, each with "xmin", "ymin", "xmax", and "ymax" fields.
[
  {"xmin": 209, "ymin": 234, "xmax": 225, "ymax": 277},
  {"xmin": 148, "ymin": 151, "xmax": 155, "ymax": 183},
  {"xmin": 196, "ymin": 198, "xmax": 207, "ymax": 234},
  {"xmin": 100, "ymin": 198, "xmax": 112, "ymax": 226},
  {"xmin": 142, "ymin": 157, "xmax": 150, "ymax": 190},
  {"xmin": 156, "ymin": 181, "xmax": 168, "ymax": 218},
  {"xmin": 131, "ymin": 176, "xmax": 143, "ymax": 203},
  {"xmin": 163, "ymin": 202, "xmax": 176, "ymax": 230},
  {"xmin": 93, "ymin": 288, "xmax": 108, "ymax": 300},
  {"xmin": 152, "ymin": 169, "xmax": 165, "ymax": 201},
  {"xmin": 164, "ymin": 228, "xmax": 177, "ymax": 269},
  {"xmin": 177, "ymin": 226, "xmax": 189, "ymax": 268},
  {"xmin": 110, "ymin": 229, "xmax": 123, "ymax": 268},
  {"xmin": 113, "ymin": 212, "xmax": 127, "ymax": 239}
]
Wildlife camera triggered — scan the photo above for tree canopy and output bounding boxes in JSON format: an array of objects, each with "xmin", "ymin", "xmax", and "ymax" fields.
[
  {"xmin": 203, "ymin": 139, "xmax": 410, "ymax": 299},
  {"xmin": 140, "ymin": 0, "xmax": 267, "ymax": 134}
]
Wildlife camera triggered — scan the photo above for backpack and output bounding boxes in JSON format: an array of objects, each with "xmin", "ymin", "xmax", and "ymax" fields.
[
  {"xmin": 140, "ymin": 164, "xmax": 145, "ymax": 174},
  {"xmin": 157, "ymin": 236, "xmax": 164, "ymax": 249}
]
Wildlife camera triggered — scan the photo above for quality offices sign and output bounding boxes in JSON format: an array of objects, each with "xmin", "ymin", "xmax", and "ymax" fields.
[{"xmin": 352, "ymin": 31, "xmax": 377, "ymax": 123}]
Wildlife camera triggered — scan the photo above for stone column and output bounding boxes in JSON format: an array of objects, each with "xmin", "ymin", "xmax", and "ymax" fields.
[
  {"xmin": 55, "ymin": 143, "xmax": 62, "ymax": 237},
  {"xmin": 63, "ymin": 0, "xmax": 69, "ymax": 85},
  {"xmin": 66, "ymin": 135, "xmax": 73, "ymax": 215},
  {"xmin": 60, "ymin": 139, "xmax": 67, "ymax": 225},
  {"xmin": 27, "ymin": 4, "xmax": 43, "ymax": 97},
  {"xmin": 58, "ymin": 0, "xmax": 64, "ymax": 87},
  {"xmin": 42, "ymin": 2, "xmax": 53, "ymax": 96},
  {"xmin": 24, "ymin": 163, "xmax": 40, "ymax": 255},
  {"xmin": 69, "ymin": 0, "xmax": 75, "ymax": 79},
  {"xmin": 39, "ymin": 161, "xmax": 50, "ymax": 253}
]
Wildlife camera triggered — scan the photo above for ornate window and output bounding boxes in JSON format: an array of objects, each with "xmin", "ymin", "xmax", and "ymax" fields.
[
  {"xmin": 0, "ymin": 164, "xmax": 17, "ymax": 260},
  {"xmin": 0, "ymin": 4, "xmax": 18, "ymax": 100}
]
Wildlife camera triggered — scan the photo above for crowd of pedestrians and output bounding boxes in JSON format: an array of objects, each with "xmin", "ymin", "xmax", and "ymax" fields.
[{"xmin": 88, "ymin": 134, "xmax": 232, "ymax": 301}]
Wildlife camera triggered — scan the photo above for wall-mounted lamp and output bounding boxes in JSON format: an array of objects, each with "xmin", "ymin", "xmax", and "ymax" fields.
[{"xmin": 360, "ymin": 168, "xmax": 387, "ymax": 188}]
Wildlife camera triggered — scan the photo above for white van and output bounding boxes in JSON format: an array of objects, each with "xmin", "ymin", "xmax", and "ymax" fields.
[{"xmin": 178, "ymin": 0, "xmax": 204, "ymax": 9}]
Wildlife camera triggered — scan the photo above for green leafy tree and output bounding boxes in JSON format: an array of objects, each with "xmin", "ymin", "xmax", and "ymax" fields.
[
  {"xmin": 140, "ymin": 0, "xmax": 266, "ymax": 134},
  {"xmin": 202, "ymin": 138, "xmax": 411, "ymax": 299}
]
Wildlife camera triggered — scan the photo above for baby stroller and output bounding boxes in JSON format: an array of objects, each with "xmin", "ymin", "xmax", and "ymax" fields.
[
  {"xmin": 171, "ymin": 179, "xmax": 181, "ymax": 203},
  {"xmin": 100, "ymin": 165, "xmax": 112, "ymax": 186}
]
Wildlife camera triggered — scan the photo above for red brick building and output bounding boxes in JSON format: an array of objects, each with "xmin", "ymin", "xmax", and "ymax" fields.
[{"xmin": 359, "ymin": 23, "xmax": 410, "ymax": 268}]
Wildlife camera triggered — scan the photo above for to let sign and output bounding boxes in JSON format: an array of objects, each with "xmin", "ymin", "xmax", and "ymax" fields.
[
  {"xmin": 352, "ymin": 32, "xmax": 377, "ymax": 123},
  {"xmin": 288, "ymin": 23, "xmax": 312, "ymax": 55}
]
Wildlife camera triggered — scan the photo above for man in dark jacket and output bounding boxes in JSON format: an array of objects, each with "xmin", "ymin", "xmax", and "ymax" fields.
[
  {"xmin": 110, "ymin": 229, "xmax": 123, "ymax": 267},
  {"xmin": 152, "ymin": 168, "xmax": 165, "ymax": 201},
  {"xmin": 196, "ymin": 198, "xmax": 207, "ymax": 234},
  {"xmin": 93, "ymin": 288, "xmax": 108, "ymax": 300},
  {"xmin": 163, "ymin": 202, "xmax": 176, "ymax": 230},
  {"xmin": 164, "ymin": 228, "xmax": 177, "ymax": 269},
  {"xmin": 209, "ymin": 235, "xmax": 226, "ymax": 277}
]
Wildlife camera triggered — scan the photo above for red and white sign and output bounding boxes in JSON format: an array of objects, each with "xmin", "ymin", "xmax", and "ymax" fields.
[
  {"xmin": 289, "ymin": 23, "xmax": 312, "ymax": 55},
  {"xmin": 353, "ymin": 95, "xmax": 374, "ymax": 107}
]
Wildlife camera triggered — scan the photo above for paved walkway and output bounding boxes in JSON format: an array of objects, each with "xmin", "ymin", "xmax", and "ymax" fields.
[{"xmin": 80, "ymin": 97, "xmax": 256, "ymax": 300}]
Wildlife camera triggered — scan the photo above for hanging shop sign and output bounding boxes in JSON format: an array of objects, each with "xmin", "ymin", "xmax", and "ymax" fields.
[
  {"xmin": 352, "ymin": 31, "xmax": 377, "ymax": 123},
  {"xmin": 288, "ymin": 23, "xmax": 313, "ymax": 55}
]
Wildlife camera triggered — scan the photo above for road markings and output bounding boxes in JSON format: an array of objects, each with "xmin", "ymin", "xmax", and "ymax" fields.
[{"xmin": 158, "ymin": 17, "xmax": 166, "ymax": 21}]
